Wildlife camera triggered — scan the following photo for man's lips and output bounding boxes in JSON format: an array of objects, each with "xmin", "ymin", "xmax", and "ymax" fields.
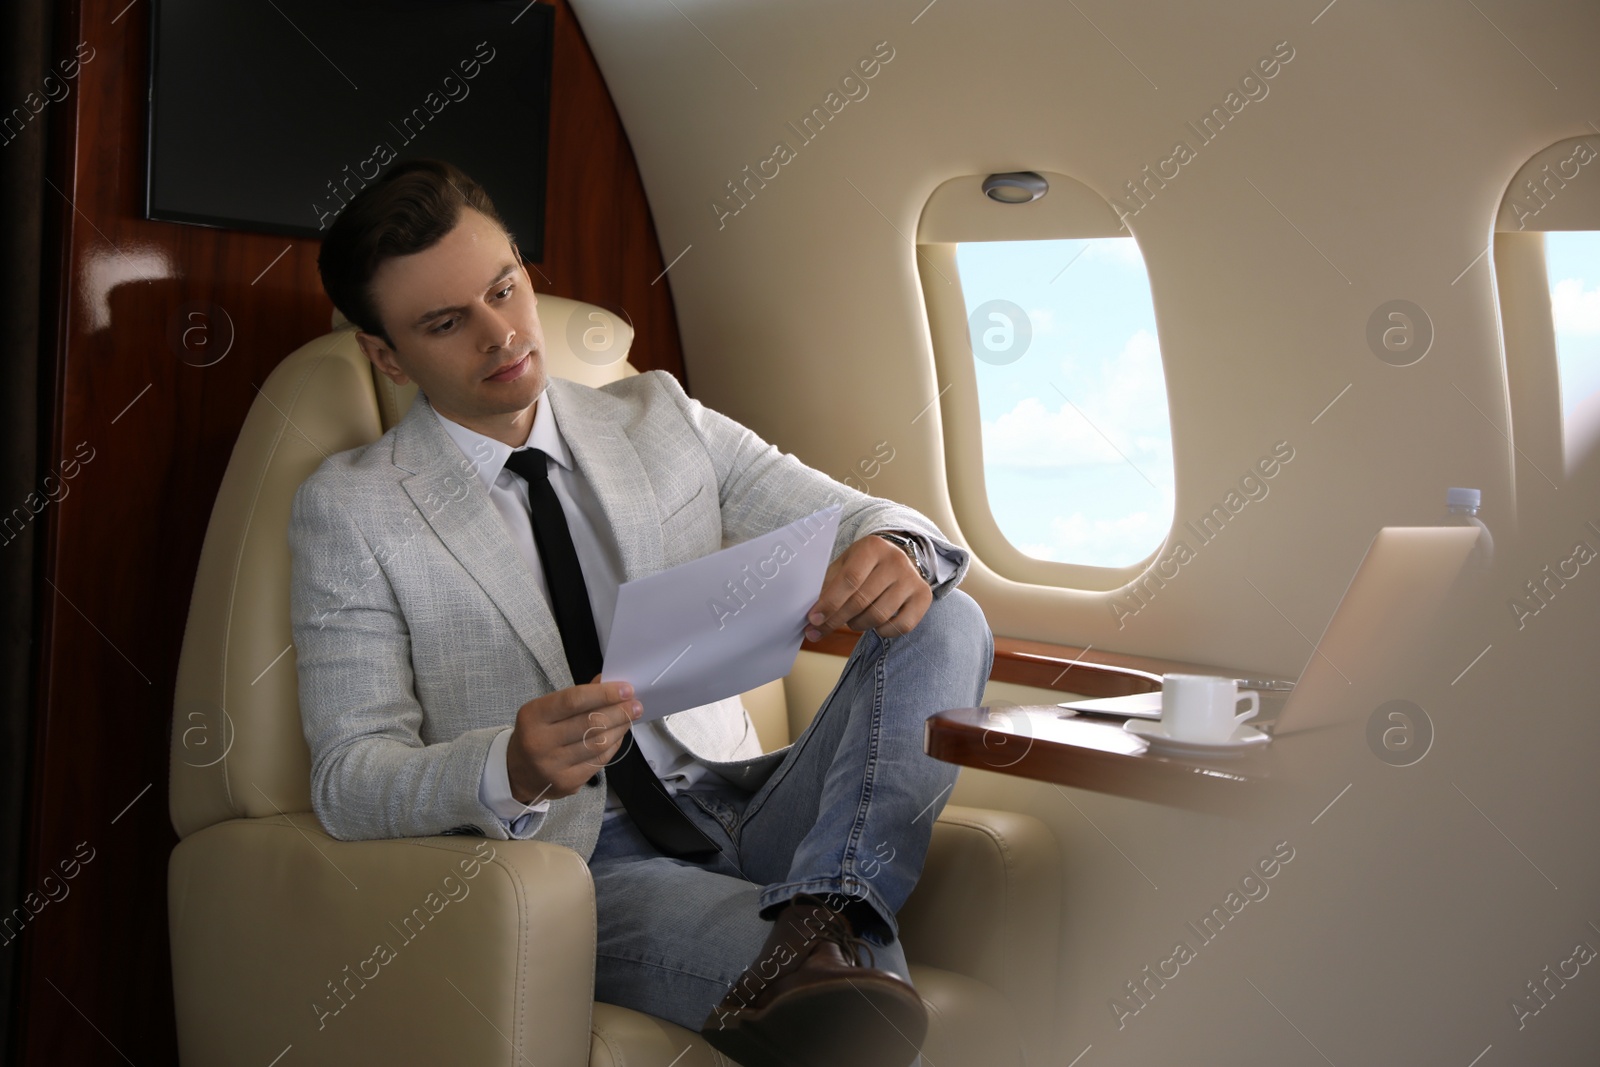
[{"xmin": 485, "ymin": 352, "xmax": 532, "ymax": 382}]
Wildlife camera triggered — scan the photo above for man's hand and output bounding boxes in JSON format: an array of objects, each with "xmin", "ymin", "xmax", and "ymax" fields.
[
  {"xmin": 505, "ymin": 673, "xmax": 640, "ymax": 807},
  {"xmin": 804, "ymin": 532, "xmax": 932, "ymax": 642}
]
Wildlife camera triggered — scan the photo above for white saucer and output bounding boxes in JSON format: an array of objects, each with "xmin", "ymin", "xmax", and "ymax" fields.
[{"xmin": 1123, "ymin": 718, "xmax": 1271, "ymax": 757}]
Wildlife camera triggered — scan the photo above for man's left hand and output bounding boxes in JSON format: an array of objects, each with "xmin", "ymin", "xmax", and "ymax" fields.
[{"xmin": 804, "ymin": 533, "xmax": 931, "ymax": 641}]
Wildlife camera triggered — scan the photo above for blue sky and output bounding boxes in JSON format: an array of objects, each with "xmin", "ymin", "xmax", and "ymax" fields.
[
  {"xmin": 1545, "ymin": 231, "xmax": 1600, "ymax": 466},
  {"xmin": 955, "ymin": 238, "xmax": 1175, "ymax": 568}
]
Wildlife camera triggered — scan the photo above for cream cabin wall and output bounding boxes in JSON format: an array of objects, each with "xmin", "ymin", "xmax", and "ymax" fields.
[{"xmin": 567, "ymin": 0, "xmax": 1596, "ymax": 681}]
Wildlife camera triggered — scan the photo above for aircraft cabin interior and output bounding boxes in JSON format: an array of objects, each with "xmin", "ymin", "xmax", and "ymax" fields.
[{"xmin": 0, "ymin": 0, "xmax": 1596, "ymax": 1064}]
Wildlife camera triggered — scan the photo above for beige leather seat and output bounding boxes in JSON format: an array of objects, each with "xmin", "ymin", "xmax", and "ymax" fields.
[{"xmin": 168, "ymin": 294, "xmax": 1061, "ymax": 1066}]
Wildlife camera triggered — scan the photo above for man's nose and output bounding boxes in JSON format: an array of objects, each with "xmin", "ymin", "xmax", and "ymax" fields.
[{"xmin": 478, "ymin": 304, "xmax": 517, "ymax": 350}]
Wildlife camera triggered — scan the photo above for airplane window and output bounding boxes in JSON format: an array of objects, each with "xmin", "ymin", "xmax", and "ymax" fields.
[
  {"xmin": 953, "ymin": 237, "xmax": 1175, "ymax": 568},
  {"xmin": 1544, "ymin": 230, "xmax": 1600, "ymax": 464},
  {"xmin": 1492, "ymin": 137, "xmax": 1599, "ymax": 484}
]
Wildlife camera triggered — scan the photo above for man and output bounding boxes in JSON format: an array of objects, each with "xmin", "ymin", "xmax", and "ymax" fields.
[{"xmin": 292, "ymin": 158, "xmax": 993, "ymax": 1067}]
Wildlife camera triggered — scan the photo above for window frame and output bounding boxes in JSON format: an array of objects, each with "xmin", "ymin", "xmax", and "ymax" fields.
[
  {"xmin": 915, "ymin": 171, "xmax": 1176, "ymax": 593},
  {"xmin": 1492, "ymin": 135, "xmax": 1600, "ymax": 498}
]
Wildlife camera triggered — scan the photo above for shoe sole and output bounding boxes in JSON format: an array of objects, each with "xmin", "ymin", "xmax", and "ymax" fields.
[{"xmin": 700, "ymin": 973, "xmax": 928, "ymax": 1067}]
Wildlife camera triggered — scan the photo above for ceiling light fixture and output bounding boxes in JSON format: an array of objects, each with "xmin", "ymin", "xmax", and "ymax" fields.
[{"xmin": 982, "ymin": 171, "xmax": 1048, "ymax": 204}]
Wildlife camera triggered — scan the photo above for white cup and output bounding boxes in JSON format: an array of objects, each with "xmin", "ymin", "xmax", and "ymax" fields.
[{"xmin": 1160, "ymin": 674, "xmax": 1259, "ymax": 743}]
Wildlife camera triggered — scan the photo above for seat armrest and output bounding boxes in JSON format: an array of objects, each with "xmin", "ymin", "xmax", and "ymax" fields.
[
  {"xmin": 897, "ymin": 805, "xmax": 1061, "ymax": 1064},
  {"xmin": 169, "ymin": 813, "xmax": 596, "ymax": 1066}
]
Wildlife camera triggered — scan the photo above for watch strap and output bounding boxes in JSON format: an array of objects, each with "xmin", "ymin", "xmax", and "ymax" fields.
[{"xmin": 873, "ymin": 530, "xmax": 933, "ymax": 584}]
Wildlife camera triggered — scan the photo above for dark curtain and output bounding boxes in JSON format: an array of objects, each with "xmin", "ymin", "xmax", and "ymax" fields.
[{"xmin": 0, "ymin": 0, "xmax": 50, "ymax": 1055}]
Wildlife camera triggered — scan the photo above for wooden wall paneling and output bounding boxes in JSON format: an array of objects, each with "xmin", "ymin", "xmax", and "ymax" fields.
[{"xmin": 539, "ymin": 1, "xmax": 685, "ymax": 381}]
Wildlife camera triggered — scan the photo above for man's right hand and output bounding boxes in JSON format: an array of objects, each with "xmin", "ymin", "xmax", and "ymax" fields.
[{"xmin": 505, "ymin": 673, "xmax": 641, "ymax": 807}]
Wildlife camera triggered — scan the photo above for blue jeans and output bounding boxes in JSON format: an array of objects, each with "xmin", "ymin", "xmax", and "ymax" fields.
[{"xmin": 589, "ymin": 587, "xmax": 993, "ymax": 1064}]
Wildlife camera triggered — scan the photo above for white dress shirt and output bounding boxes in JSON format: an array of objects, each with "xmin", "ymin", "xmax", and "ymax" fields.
[{"xmin": 431, "ymin": 387, "xmax": 957, "ymax": 836}]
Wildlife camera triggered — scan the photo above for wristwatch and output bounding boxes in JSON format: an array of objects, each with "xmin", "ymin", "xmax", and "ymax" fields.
[{"xmin": 873, "ymin": 530, "xmax": 934, "ymax": 585}]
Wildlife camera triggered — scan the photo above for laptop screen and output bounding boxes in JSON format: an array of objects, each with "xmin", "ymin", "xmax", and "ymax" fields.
[{"xmin": 1270, "ymin": 526, "xmax": 1481, "ymax": 735}]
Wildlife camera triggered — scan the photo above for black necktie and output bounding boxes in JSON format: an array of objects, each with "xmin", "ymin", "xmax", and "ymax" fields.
[{"xmin": 503, "ymin": 447, "xmax": 718, "ymax": 859}]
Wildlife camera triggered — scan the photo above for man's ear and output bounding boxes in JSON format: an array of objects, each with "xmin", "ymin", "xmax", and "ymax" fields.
[{"xmin": 356, "ymin": 331, "xmax": 411, "ymax": 386}]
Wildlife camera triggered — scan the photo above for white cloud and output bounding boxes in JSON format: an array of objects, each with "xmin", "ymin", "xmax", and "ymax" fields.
[
  {"xmin": 1079, "ymin": 328, "xmax": 1169, "ymax": 436},
  {"xmin": 1017, "ymin": 509, "xmax": 1170, "ymax": 567},
  {"xmin": 983, "ymin": 395, "xmax": 1125, "ymax": 468},
  {"xmin": 1552, "ymin": 277, "xmax": 1600, "ymax": 336},
  {"xmin": 985, "ymin": 327, "xmax": 1172, "ymax": 471}
]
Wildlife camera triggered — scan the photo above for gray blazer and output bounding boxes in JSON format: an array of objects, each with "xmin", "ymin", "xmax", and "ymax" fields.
[{"xmin": 288, "ymin": 368, "xmax": 970, "ymax": 858}]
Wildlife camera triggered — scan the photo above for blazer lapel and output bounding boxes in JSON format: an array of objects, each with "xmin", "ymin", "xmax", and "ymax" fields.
[
  {"xmin": 545, "ymin": 378, "xmax": 665, "ymax": 586},
  {"xmin": 390, "ymin": 393, "xmax": 574, "ymax": 690},
  {"xmin": 549, "ymin": 380, "xmax": 740, "ymax": 755}
]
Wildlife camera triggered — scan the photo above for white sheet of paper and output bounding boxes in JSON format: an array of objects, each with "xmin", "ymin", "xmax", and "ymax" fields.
[
  {"xmin": 1057, "ymin": 692, "xmax": 1165, "ymax": 719},
  {"xmin": 601, "ymin": 504, "xmax": 842, "ymax": 722}
]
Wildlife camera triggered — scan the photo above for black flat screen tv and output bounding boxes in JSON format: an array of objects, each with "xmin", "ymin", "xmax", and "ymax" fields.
[{"xmin": 145, "ymin": 0, "xmax": 553, "ymax": 258}]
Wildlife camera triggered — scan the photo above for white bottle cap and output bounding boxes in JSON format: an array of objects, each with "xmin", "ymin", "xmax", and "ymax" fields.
[{"xmin": 1447, "ymin": 487, "xmax": 1481, "ymax": 509}]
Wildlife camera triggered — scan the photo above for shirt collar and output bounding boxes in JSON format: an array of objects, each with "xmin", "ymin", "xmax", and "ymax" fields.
[{"xmin": 428, "ymin": 384, "xmax": 573, "ymax": 493}]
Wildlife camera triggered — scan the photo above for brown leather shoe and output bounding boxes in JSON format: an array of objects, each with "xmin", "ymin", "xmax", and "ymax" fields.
[{"xmin": 698, "ymin": 893, "xmax": 928, "ymax": 1067}]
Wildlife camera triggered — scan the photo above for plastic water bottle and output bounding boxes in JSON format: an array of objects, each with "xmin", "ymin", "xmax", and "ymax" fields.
[{"xmin": 1443, "ymin": 487, "xmax": 1494, "ymax": 571}]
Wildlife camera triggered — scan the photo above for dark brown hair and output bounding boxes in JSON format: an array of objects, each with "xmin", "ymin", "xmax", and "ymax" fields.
[{"xmin": 317, "ymin": 158, "xmax": 516, "ymax": 347}]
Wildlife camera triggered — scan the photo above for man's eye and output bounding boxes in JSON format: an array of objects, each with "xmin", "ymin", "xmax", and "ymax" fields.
[
  {"xmin": 430, "ymin": 318, "xmax": 455, "ymax": 334},
  {"xmin": 496, "ymin": 284, "xmax": 514, "ymax": 299}
]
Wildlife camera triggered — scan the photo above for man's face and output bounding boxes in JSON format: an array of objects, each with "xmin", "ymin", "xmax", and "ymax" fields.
[{"xmin": 356, "ymin": 207, "xmax": 547, "ymax": 444}]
